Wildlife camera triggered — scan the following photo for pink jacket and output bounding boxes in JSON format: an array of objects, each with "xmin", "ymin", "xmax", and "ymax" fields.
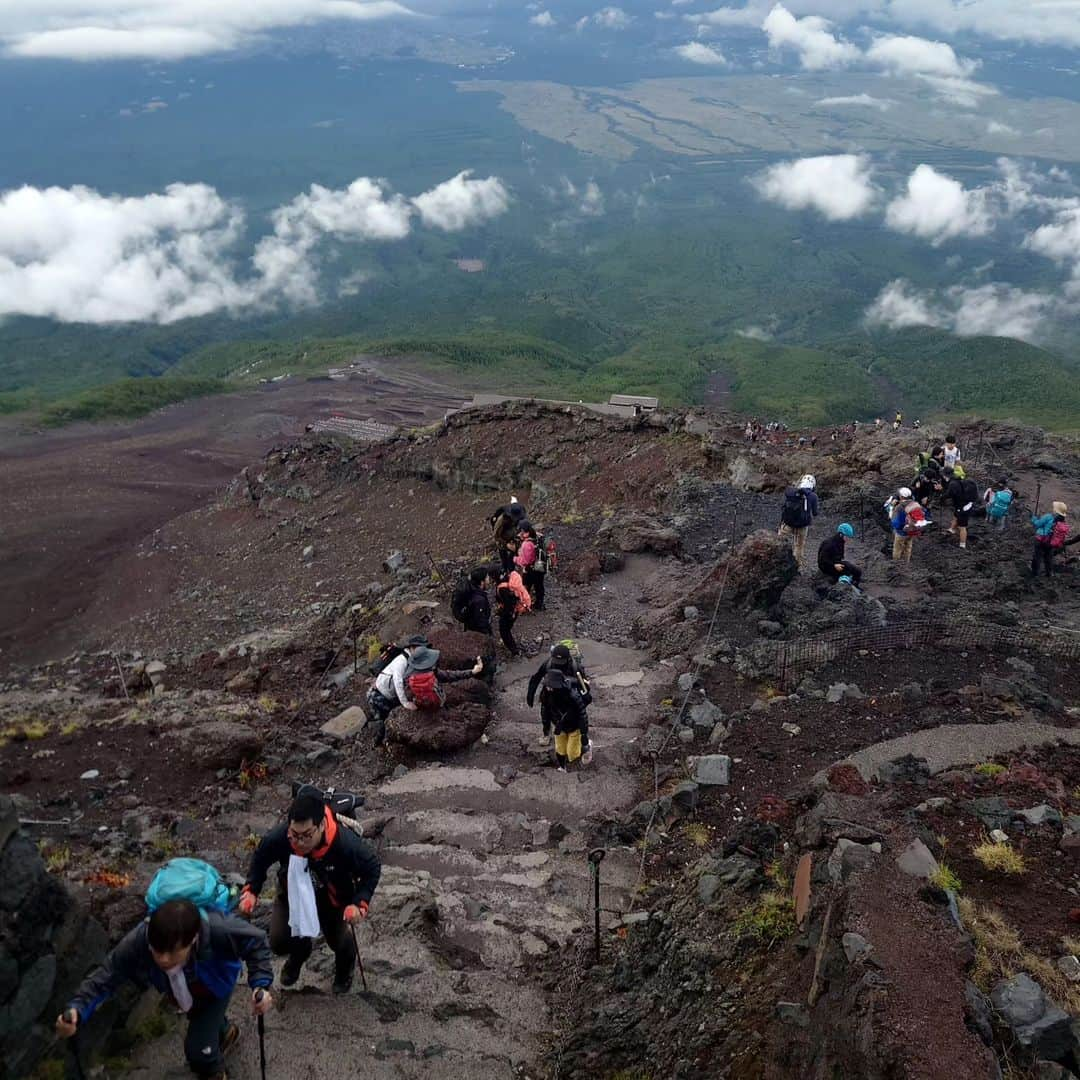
[{"xmin": 514, "ymin": 538, "xmax": 538, "ymax": 571}]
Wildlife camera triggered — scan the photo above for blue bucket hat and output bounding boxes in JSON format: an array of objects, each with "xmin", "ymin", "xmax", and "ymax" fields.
[{"xmin": 838, "ymin": 523, "xmax": 855, "ymax": 538}]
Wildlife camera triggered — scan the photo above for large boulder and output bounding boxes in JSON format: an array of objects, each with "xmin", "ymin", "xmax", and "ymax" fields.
[
  {"xmin": 701, "ymin": 530, "xmax": 798, "ymax": 612},
  {"xmin": 386, "ymin": 701, "xmax": 489, "ymax": 752},
  {"xmin": 175, "ymin": 721, "xmax": 263, "ymax": 770},
  {"xmin": 427, "ymin": 629, "xmax": 496, "ymax": 677},
  {"xmin": 990, "ymin": 974, "xmax": 1074, "ymax": 1063},
  {"xmin": 598, "ymin": 511, "xmax": 680, "ymax": 554}
]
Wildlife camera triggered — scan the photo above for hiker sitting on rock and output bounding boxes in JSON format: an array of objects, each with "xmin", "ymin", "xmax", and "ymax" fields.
[
  {"xmin": 238, "ymin": 789, "xmax": 381, "ymax": 995},
  {"xmin": 58, "ymin": 898, "xmax": 273, "ymax": 1080},
  {"xmin": 817, "ymin": 523, "xmax": 862, "ymax": 588},
  {"xmin": 366, "ymin": 634, "xmax": 428, "ymax": 746},
  {"xmin": 527, "ymin": 642, "xmax": 593, "ymax": 764}
]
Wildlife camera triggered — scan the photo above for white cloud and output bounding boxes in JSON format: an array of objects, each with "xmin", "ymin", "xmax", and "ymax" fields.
[
  {"xmin": 0, "ymin": 171, "xmax": 509, "ymax": 323},
  {"xmin": 887, "ymin": 0, "xmax": 1080, "ymax": 51},
  {"xmin": 3, "ymin": 1, "xmax": 416, "ymax": 62},
  {"xmin": 529, "ymin": 10, "xmax": 556, "ymax": 26},
  {"xmin": 736, "ymin": 324, "xmax": 773, "ymax": 340},
  {"xmin": 986, "ymin": 120, "xmax": 1018, "ymax": 136},
  {"xmin": 884, "ymin": 164, "xmax": 995, "ymax": 244},
  {"xmin": 865, "ymin": 278, "xmax": 1061, "ymax": 342},
  {"xmin": 762, "ymin": 4, "xmax": 860, "ymax": 70},
  {"xmin": 752, "ymin": 154, "xmax": 877, "ymax": 220},
  {"xmin": 675, "ymin": 41, "xmax": 728, "ymax": 64},
  {"xmin": 578, "ymin": 181, "xmax": 606, "ymax": 216},
  {"xmin": 592, "ymin": 6, "xmax": 633, "ymax": 28},
  {"xmin": 863, "ymin": 33, "xmax": 975, "ymax": 78},
  {"xmin": 816, "ymin": 93, "xmax": 892, "ymax": 109},
  {"xmin": 1025, "ymin": 206, "xmax": 1080, "ymax": 265},
  {"xmin": 411, "ymin": 170, "xmax": 511, "ymax": 232},
  {"xmin": 915, "ymin": 73, "xmax": 996, "ymax": 107}
]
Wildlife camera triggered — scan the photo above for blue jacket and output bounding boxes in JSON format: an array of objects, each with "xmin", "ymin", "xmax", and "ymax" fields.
[
  {"xmin": 68, "ymin": 911, "xmax": 272, "ymax": 1022},
  {"xmin": 1032, "ymin": 512, "xmax": 1059, "ymax": 538},
  {"xmin": 890, "ymin": 507, "xmax": 908, "ymax": 536}
]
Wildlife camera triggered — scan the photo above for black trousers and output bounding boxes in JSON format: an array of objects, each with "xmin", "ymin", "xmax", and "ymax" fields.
[
  {"xmin": 184, "ymin": 993, "xmax": 232, "ymax": 1077},
  {"xmin": 498, "ymin": 607, "xmax": 519, "ymax": 655},
  {"xmin": 1032, "ymin": 542, "xmax": 1055, "ymax": 577},
  {"xmin": 270, "ymin": 887, "xmax": 355, "ymax": 981},
  {"xmin": 524, "ymin": 569, "xmax": 546, "ymax": 610}
]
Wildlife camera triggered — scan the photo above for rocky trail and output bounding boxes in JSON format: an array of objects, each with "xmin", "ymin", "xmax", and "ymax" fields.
[{"xmin": 125, "ymin": 574, "xmax": 670, "ymax": 1079}]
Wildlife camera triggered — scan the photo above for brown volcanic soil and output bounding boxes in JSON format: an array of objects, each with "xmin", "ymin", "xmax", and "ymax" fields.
[{"xmin": 0, "ymin": 361, "xmax": 468, "ymax": 668}]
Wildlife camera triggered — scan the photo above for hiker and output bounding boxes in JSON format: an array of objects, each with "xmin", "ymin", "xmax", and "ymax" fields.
[
  {"xmin": 239, "ymin": 789, "xmax": 381, "ymax": 995},
  {"xmin": 944, "ymin": 467, "xmax": 979, "ymax": 549},
  {"xmin": 1030, "ymin": 502, "xmax": 1069, "ymax": 578},
  {"xmin": 58, "ymin": 897, "xmax": 273, "ymax": 1080},
  {"xmin": 943, "ymin": 435, "xmax": 961, "ymax": 470},
  {"xmin": 366, "ymin": 636, "xmax": 485, "ymax": 742},
  {"xmin": 817, "ymin": 523, "xmax": 862, "ymax": 587},
  {"xmin": 890, "ymin": 488, "xmax": 930, "ymax": 561},
  {"xmin": 913, "ymin": 419, "xmax": 921, "ymax": 430},
  {"xmin": 893, "ymin": 410, "xmax": 903, "ymax": 430},
  {"xmin": 452, "ymin": 566, "xmax": 494, "ymax": 635},
  {"xmin": 491, "ymin": 497, "xmax": 527, "ymax": 571},
  {"xmin": 514, "ymin": 521, "xmax": 547, "ymax": 611},
  {"xmin": 911, "ymin": 470, "xmax": 941, "ymax": 507},
  {"xmin": 495, "ymin": 567, "xmax": 532, "ymax": 657},
  {"xmin": 983, "ymin": 480, "xmax": 1014, "ymax": 531},
  {"xmin": 777, "ymin": 474, "xmax": 819, "ymax": 569},
  {"xmin": 365, "ymin": 634, "xmax": 428, "ymax": 746},
  {"xmin": 744, "ymin": 420, "xmax": 754, "ymax": 441},
  {"xmin": 527, "ymin": 642, "xmax": 593, "ymax": 763}
]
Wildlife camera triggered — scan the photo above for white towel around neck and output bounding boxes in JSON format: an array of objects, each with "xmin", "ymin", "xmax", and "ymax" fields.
[
  {"xmin": 165, "ymin": 965, "xmax": 194, "ymax": 1012},
  {"xmin": 287, "ymin": 854, "xmax": 320, "ymax": 938}
]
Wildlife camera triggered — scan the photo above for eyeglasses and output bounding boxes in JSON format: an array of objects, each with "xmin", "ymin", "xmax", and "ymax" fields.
[{"xmin": 288, "ymin": 825, "xmax": 321, "ymax": 844}]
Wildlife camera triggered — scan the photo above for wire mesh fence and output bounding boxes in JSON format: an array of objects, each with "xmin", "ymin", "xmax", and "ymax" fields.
[{"xmin": 773, "ymin": 618, "xmax": 1080, "ymax": 690}]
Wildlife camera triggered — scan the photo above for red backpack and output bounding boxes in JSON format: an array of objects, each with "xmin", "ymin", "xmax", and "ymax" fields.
[
  {"xmin": 903, "ymin": 502, "xmax": 928, "ymax": 537},
  {"xmin": 1049, "ymin": 520, "xmax": 1070, "ymax": 549},
  {"xmin": 404, "ymin": 666, "xmax": 444, "ymax": 709}
]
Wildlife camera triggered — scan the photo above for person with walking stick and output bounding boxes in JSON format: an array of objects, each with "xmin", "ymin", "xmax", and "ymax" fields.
[{"xmin": 238, "ymin": 788, "xmax": 381, "ymax": 995}]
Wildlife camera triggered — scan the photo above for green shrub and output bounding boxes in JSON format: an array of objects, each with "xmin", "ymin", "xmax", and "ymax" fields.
[{"xmin": 39, "ymin": 377, "xmax": 226, "ymax": 427}]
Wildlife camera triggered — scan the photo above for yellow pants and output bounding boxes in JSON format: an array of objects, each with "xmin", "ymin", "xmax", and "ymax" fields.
[
  {"xmin": 892, "ymin": 534, "xmax": 914, "ymax": 561},
  {"xmin": 778, "ymin": 524, "xmax": 808, "ymax": 567},
  {"xmin": 555, "ymin": 731, "xmax": 583, "ymax": 762}
]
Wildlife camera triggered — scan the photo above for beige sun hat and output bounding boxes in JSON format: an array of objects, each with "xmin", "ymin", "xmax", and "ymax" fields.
[{"xmin": 1052, "ymin": 501, "xmax": 1068, "ymax": 515}]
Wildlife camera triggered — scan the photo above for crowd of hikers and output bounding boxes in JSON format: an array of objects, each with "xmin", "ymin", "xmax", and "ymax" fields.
[
  {"xmin": 50, "ymin": 423, "xmax": 1075, "ymax": 1079},
  {"xmin": 775, "ymin": 433, "xmax": 1075, "ymax": 587}
]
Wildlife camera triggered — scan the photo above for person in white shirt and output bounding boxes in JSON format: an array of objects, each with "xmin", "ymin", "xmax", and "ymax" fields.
[{"xmin": 943, "ymin": 435, "xmax": 961, "ymax": 470}]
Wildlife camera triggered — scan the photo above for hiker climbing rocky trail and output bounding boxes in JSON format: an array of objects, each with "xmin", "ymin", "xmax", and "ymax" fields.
[{"xmin": 4, "ymin": 400, "xmax": 1080, "ymax": 1080}]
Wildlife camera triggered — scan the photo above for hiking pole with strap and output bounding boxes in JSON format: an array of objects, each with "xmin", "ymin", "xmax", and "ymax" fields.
[
  {"xmin": 425, "ymin": 551, "xmax": 448, "ymax": 590},
  {"xmin": 350, "ymin": 923, "xmax": 369, "ymax": 992},
  {"xmin": 1034, "ymin": 482, "xmax": 1042, "ymax": 517},
  {"xmin": 588, "ymin": 848, "xmax": 606, "ymax": 964},
  {"xmin": 62, "ymin": 1011, "xmax": 87, "ymax": 1080},
  {"xmin": 254, "ymin": 990, "xmax": 267, "ymax": 1080}
]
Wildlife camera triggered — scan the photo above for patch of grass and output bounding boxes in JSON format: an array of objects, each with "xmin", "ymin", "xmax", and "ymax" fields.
[
  {"xmin": 974, "ymin": 763, "xmax": 1006, "ymax": 778},
  {"xmin": 561, "ymin": 510, "xmax": 584, "ymax": 525},
  {"xmin": 40, "ymin": 843, "xmax": 72, "ymax": 874},
  {"xmin": 1062, "ymin": 935, "xmax": 1080, "ymax": 957},
  {"xmin": 930, "ymin": 863, "xmax": 962, "ymax": 892},
  {"xmin": 365, "ymin": 636, "xmax": 383, "ymax": 663},
  {"xmin": 605, "ymin": 1070, "xmax": 653, "ymax": 1080},
  {"xmin": 0, "ymin": 718, "xmax": 50, "ymax": 746},
  {"xmin": 238, "ymin": 759, "xmax": 269, "ymax": 791},
  {"xmin": 765, "ymin": 860, "xmax": 792, "ymax": 891},
  {"xmin": 38, "ymin": 376, "xmax": 226, "ymax": 427},
  {"xmin": 149, "ymin": 836, "xmax": 181, "ymax": 861},
  {"xmin": 256, "ymin": 694, "xmax": 277, "ymax": 713},
  {"xmin": 59, "ymin": 721, "xmax": 79, "ymax": 737},
  {"xmin": 733, "ymin": 892, "xmax": 797, "ymax": 948},
  {"xmin": 972, "ymin": 841, "xmax": 1027, "ymax": 875},
  {"xmin": 961, "ymin": 898, "xmax": 1080, "ymax": 1014},
  {"xmin": 684, "ymin": 823, "xmax": 712, "ymax": 847}
]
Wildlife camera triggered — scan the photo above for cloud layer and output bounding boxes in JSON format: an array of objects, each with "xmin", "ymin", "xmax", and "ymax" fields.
[
  {"xmin": 675, "ymin": 41, "xmax": 728, "ymax": 64},
  {"xmin": 0, "ymin": 172, "xmax": 510, "ymax": 324},
  {"xmin": 2, "ymin": 0, "xmax": 416, "ymax": 61}
]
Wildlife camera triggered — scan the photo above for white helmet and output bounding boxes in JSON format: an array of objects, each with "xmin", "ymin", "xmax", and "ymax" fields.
[
  {"xmin": 898, "ymin": 487, "xmax": 912, "ymax": 498},
  {"xmin": 798, "ymin": 474, "xmax": 816, "ymax": 491}
]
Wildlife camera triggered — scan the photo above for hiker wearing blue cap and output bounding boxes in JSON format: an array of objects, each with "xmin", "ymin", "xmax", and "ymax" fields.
[{"xmin": 817, "ymin": 523, "xmax": 862, "ymax": 587}]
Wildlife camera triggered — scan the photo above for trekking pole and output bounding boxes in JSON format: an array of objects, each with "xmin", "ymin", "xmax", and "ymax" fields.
[
  {"xmin": 1034, "ymin": 482, "xmax": 1042, "ymax": 516},
  {"xmin": 350, "ymin": 924, "xmax": 369, "ymax": 992},
  {"xmin": 111, "ymin": 654, "xmax": 129, "ymax": 701},
  {"xmin": 424, "ymin": 551, "xmax": 448, "ymax": 589},
  {"xmin": 66, "ymin": 1014, "xmax": 87, "ymax": 1080},
  {"xmin": 254, "ymin": 990, "xmax": 267, "ymax": 1080},
  {"xmin": 588, "ymin": 848, "xmax": 606, "ymax": 964}
]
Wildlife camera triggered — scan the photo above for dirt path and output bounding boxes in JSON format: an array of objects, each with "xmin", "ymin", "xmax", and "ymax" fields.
[{"xmin": 127, "ymin": 569, "xmax": 667, "ymax": 1078}]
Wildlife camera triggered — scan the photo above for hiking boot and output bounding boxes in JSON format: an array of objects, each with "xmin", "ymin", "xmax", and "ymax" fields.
[
  {"xmin": 220, "ymin": 1023, "xmax": 240, "ymax": 1057},
  {"xmin": 280, "ymin": 955, "xmax": 304, "ymax": 988},
  {"xmin": 332, "ymin": 970, "xmax": 354, "ymax": 995}
]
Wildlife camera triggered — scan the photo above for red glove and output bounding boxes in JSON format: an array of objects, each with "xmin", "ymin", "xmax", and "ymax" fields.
[
  {"xmin": 237, "ymin": 887, "xmax": 257, "ymax": 917},
  {"xmin": 344, "ymin": 902, "xmax": 368, "ymax": 924}
]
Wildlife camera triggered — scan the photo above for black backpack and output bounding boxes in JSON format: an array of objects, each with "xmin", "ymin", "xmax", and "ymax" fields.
[
  {"xmin": 962, "ymin": 479, "xmax": 979, "ymax": 507},
  {"xmin": 451, "ymin": 577, "xmax": 472, "ymax": 624},
  {"xmin": 781, "ymin": 489, "xmax": 809, "ymax": 528},
  {"xmin": 290, "ymin": 781, "xmax": 365, "ymax": 818},
  {"xmin": 371, "ymin": 643, "xmax": 404, "ymax": 676}
]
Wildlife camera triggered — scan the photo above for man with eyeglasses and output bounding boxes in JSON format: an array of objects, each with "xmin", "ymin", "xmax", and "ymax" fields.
[{"xmin": 238, "ymin": 790, "xmax": 381, "ymax": 994}]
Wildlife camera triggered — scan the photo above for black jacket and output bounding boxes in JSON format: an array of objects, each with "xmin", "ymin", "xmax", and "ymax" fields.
[
  {"xmin": 462, "ymin": 586, "xmax": 492, "ymax": 635},
  {"xmin": 817, "ymin": 533, "xmax": 846, "ymax": 574},
  {"xmin": 68, "ymin": 911, "xmax": 272, "ymax": 1022},
  {"xmin": 247, "ymin": 818, "xmax": 381, "ymax": 909},
  {"xmin": 947, "ymin": 477, "xmax": 977, "ymax": 510},
  {"xmin": 526, "ymin": 657, "xmax": 591, "ymax": 707},
  {"xmin": 537, "ymin": 672, "xmax": 588, "ymax": 735}
]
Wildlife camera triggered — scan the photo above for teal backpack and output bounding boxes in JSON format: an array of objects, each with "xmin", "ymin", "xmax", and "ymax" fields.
[
  {"xmin": 145, "ymin": 858, "xmax": 235, "ymax": 914},
  {"xmin": 988, "ymin": 490, "xmax": 1013, "ymax": 519}
]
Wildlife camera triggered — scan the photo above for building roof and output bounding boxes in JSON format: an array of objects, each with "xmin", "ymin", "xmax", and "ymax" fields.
[{"xmin": 608, "ymin": 394, "xmax": 660, "ymax": 408}]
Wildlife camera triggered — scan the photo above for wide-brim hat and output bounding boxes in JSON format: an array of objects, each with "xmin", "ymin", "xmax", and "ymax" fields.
[
  {"xmin": 408, "ymin": 646, "xmax": 440, "ymax": 671},
  {"xmin": 1053, "ymin": 501, "xmax": 1068, "ymax": 516}
]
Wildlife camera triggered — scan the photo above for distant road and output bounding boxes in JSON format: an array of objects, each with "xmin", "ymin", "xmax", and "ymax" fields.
[{"xmin": 0, "ymin": 361, "xmax": 468, "ymax": 669}]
